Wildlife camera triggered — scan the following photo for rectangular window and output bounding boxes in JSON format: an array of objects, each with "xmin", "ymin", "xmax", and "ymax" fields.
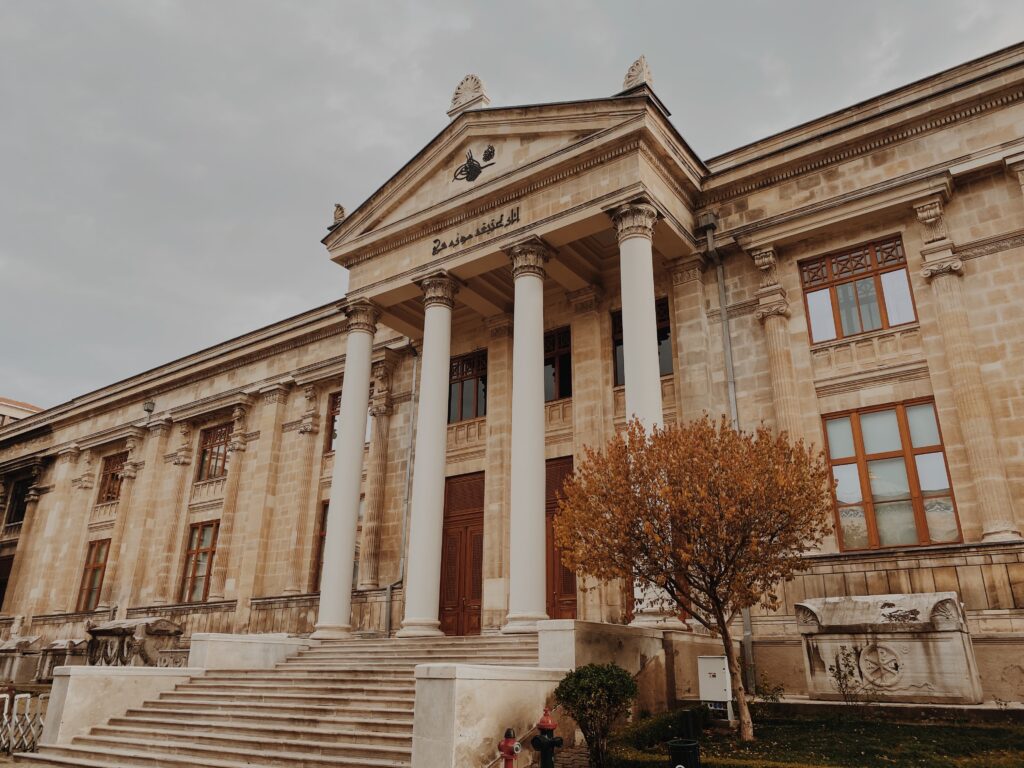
[
  {"xmin": 3, "ymin": 478, "xmax": 31, "ymax": 527},
  {"xmin": 76, "ymin": 539, "xmax": 110, "ymax": 612},
  {"xmin": 0, "ymin": 556, "xmax": 12, "ymax": 610},
  {"xmin": 801, "ymin": 236, "xmax": 917, "ymax": 343},
  {"xmin": 195, "ymin": 424, "xmax": 231, "ymax": 482},
  {"xmin": 824, "ymin": 400, "xmax": 960, "ymax": 551},
  {"xmin": 544, "ymin": 327, "xmax": 572, "ymax": 402},
  {"xmin": 179, "ymin": 520, "xmax": 219, "ymax": 603},
  {"xmin": 448, "ymin": 350, "xmax": 488, "ymax": 424},
  {"xmin": 612, "ymin": 297, "xmax": 672, "ymax": 387},
  {"xmin": 96, "ymin": 452, "xmax": 128, "ymax": 504}
]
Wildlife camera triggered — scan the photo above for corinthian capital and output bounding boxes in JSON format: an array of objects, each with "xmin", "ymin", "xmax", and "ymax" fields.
[
  {"xmin": 610, "ymin": 200, "xmax": 659, "ymax": 242},
  {"xmin": 755, "ymin": 297, "xmax": 791, "ymax": 324},
  {"xmin": 922, "ymin": 258, "xmax": 964, "ymax": 281},
  {"xmin": 507, "ymin": 237, "xmax": 553, "ymax": 280},
  {"xmin": 341, "ymin": 299, "xmax": 381, "ymax": 335},
  {"xmin": 417, "ymin": 271, "xmax": 460, "ymax": 310}
]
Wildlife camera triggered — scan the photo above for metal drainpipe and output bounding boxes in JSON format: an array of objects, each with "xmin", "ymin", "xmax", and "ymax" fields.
[
  {"xmin": 385, "ymin": 341, "xmax": 419, "ymax": 636},
  {"xmin": 700, "ymin": 213, "xmax": 755, "ymax": 691}
]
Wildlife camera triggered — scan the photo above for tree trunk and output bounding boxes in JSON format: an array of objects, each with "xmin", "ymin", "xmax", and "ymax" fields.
[{"xmin": 718, "ymin": 614, "xmax": 754, "ymax": 741}]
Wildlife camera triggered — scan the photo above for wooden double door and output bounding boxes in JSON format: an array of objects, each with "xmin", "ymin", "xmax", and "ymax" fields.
[{"xmin": 438, "ymin": 459, "xmax": 578, "ymax": 636}]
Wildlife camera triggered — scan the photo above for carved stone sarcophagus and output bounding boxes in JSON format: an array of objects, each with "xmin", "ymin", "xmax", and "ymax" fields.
[
  {"xmin": 795, "ymin": 592, "xmax": 982, "ymax": 704},
  {"xmin": 36, "ymin": 638, "xmax": 88, "ymax": 682},
  {"xmin": 85, "ymin": 617, "xmax": 183, "ymax": 667},
  {"xmin": 0, "ymin": 636, "xmax": 41, "ymax": 683}
]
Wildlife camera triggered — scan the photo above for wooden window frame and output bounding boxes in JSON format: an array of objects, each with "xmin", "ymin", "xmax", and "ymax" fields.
[
  {"xmin": 3, "ymin": 477, "xmax": 31, "ymax": 528},
  {"xmin": 611, "ymin": 297, "xmax": 672, "ymax": 387},
  {"xmin": 179, "ymin": 520, "xmax": 219, "ymax": 603},
  {"xmin": 96, "ymin": 452, "xmax": 128, "ymax": 505},
  {"xmin": 800, "ymin": 235, "xmax": 918, "ymax": 344},
  {"xmin": 448, "ymin": 350, "xmax": 488, "ymax": 425},
  {"xmin": 544, "ymin": 326, "xmax": 573, "ymax": 402},
  {"xmin": 195, "ymin": 423, "xmax": 231, "ymax": 482},
  {"xmin": 824, "ymin": 398, "xmax": 962, "ymax": 552},
  {"xmin": 76, "ymin": 538, "xmax": 110, "ymax": 612}
]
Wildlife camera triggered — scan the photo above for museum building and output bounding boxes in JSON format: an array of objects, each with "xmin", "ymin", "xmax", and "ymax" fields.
[{"xmin": 3, "ymin": 45, "xmax": 1024, "ymax": 704}]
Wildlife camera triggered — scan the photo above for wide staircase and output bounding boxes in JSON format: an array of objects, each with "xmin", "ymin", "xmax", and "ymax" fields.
[{"xmin": 17, "ymin": 634, "xmax": 538, "ymax": 768}]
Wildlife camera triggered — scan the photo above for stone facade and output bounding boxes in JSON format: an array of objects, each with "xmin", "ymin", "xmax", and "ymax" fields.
[{"xmin": 3, "ymin": 45, "xmax": 1024, "ymax": 700}]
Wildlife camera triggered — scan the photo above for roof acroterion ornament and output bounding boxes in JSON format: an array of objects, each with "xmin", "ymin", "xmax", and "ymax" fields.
[
  {"xmin": 447, "ymin": 74, "xmax": 490, "ymax": 119},
  {"xmin": 622, "ymin": 55, "xmax": 653, "ymax": 91},
  {"xmin": 328, "ymin": 203, "xmax": 346, "ymax": 232}
]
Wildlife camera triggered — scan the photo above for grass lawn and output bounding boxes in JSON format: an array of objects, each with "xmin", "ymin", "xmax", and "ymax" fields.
[{"xmin": 608, "ymin": 708, "xmax": 1024, "ymax": 767}]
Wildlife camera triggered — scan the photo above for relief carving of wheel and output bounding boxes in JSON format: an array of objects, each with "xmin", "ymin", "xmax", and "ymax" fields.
[{"xmin": 858, "ymin": 643, "xmax": 903, "ymax": 688}]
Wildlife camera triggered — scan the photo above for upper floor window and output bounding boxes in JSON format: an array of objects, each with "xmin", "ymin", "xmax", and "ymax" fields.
[
  {"xmin": 612, "ymin": 297, "xmax": 672, "ymax": 387},
  {"xmin": 96, "ymin": 452, "xmax": 128, "ymax": 504},
  {"xmin": 3, "ymin": 477, "xmax": 31, "ymax": 528},
  {"xmin": 544, "ymin": 327, "xmax": 572, "ymax": 402},
  {"xmin": 824, "ymin": 400, "xmax": 960, "ymax": 551},
  {"xmin": 801, "ymin": 236, "xmax": 916, "ymax": 344},
  {"xmin": 448, "ymin": 350, "xmax": 487, "ymax": 424},
  {"xmin": 195, "ymin": 424, "xmax": 231, "ymax": 482},
  {"xmin": 76, "ymin": 538, "xmax": 110, "ymax": 612}
]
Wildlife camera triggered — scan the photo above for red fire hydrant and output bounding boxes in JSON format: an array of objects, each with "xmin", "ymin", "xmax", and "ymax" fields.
[
  {"xmin": 498, "ymin": 727, "xmax": 521, "ymax": 767},
  {"xmin": 530, "ymin": 708, "xmax": 563, "ymax": 768}
]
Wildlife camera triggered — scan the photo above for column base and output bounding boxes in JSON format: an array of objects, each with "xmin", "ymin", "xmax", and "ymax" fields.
[
  {"xmin": 981, "ymin": 527, "xmax": 1023, "ymax": 542},
  {"xmin": 395, "ymin": 619, "xmax": 443, "ymax": 638},
  {"xmin": 501, "ymin": 613, "xmax": 549, "ymax": 635},
  {"xmin": 311, "ymin": 623, "xmax": 353, "ymax": 640}
]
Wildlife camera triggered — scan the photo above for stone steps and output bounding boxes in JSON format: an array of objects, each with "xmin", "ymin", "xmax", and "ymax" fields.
[{"xmin": 17, "ymin": 634, "xmax": 538, "ymax": 767}]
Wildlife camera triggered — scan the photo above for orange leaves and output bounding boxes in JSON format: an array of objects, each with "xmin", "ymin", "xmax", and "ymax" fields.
[{"xmin": 554, "ymin": 415, "xmax": 833, "ymax": 633}]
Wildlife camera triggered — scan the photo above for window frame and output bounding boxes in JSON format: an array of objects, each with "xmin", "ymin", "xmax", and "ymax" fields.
[
  {"xmin": 96, "ymin": 452, "xmax": 128, "ymax": 505},
  {"xmin": 3, "ymin": 477, "xmax": 31, "ymax": 528},
  {"xmin": 823, "ymin": 398, "xmax": 962, "ymax": 552},
  {"xmin": 76, "ymin": 538, "xmax": 110, "ymax": 613},
  {"xmin": 179, "ymin": 520, "xmax": 219, "ymax": 603},
  {"xmin": 800, "ymin": 235, "xmax": 918, "ymax": 344},
  {"xmin": 448, "ymin": 350, "xmax": 488, "ymax": 424},
  {"xmin": 325, "ymin": 392, "xmax": 342, "ymax": 453},
  {"xmin": 195, "ymin": 423, "xmax": 231, "ymax": 483},
  {"xmin": 611, "ymin": 296, "xmax": 673, "ymax": 388},
  {"xmin": 311, "ymin": 501, "xmax": 329, "ymax": 592},
  {"xmin": 543, "ymin": 326, "xmax": 573, "ymax": 402}
]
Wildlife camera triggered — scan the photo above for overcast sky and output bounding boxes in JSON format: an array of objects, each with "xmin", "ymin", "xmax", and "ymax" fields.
[{"xmin": 2, "ymin": 1, "xmax": 1023, "ymax": 409}]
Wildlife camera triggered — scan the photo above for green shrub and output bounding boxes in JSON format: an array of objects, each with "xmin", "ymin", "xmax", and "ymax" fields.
[{"xmin": 554, "ymin": 663, "xmax": 638, "ymax": 768}]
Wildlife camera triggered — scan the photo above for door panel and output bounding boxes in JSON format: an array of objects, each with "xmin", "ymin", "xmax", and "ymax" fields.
[
  {"xmin": 546, "ymin": 457, "xmax": 577, "ymax": 620},
  {"xmin": 440, "ymin": 473, "xmax": 485, "ymax": 636}
]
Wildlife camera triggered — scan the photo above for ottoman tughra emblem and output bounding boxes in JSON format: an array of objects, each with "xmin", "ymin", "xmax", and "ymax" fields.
[{"xmin": 453, "ymin": 145, "xmax": 496, "ymax": 182}]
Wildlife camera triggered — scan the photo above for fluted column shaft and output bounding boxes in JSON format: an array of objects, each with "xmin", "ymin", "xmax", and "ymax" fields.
[
  {"xmin": 284, "ymin": 387, "xmax": 322, "ymax": 595},
  {"xmin": 153, "ymin": 425, "xmax": 196, "ymax": 605},
  {"xmin": 358, "ymin": 390, "xmax": 392, "ymax": 589},
  {"xmin": 313, "ymin": 300, "xmax": 379, "ymax": 638},
  {"xmin": 97, "ymin": 435, "xmax": 143, "ymax": 612},
  {"xmin": 926, "ymin": 258, "xmax": 1020, "ymax": 540},
  {"xmin": 398, "ymin": 273, "xmax": 458, "ymax": 637},
  {"xmin": 503, "ymin": 241, "xmax": 551, "ymax": 634},
  {"xmin": 753, "ymin": 248, "xmax": 802, "ymax": 440},
  {"xmin": 206, "ymin": 404, "xmax": 251, "ymax": 601}
]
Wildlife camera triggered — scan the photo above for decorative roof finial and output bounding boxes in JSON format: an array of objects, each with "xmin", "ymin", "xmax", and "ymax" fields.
[
  {"xmin": 622, "ymin": 55, "xmax": 653, "ymax": 91},
  {"xmin": 448, "ymin": 74, "xmax": 490, "ymax": 119},
  {"xmin": 333, "ymin": 204, "xmax": 346, "ymax": 223}
]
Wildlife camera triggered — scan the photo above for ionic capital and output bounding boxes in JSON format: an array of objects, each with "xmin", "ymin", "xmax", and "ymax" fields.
[
  {"xmin": 146, "ymin": 418, "xmax": 172, "ymax": 437},
  {"xmin": 610, "ymin": 200, "xmax": 659, "ymax": 242},
  {"xmin": 922, "ymin": 258, "xmax": 964, "ymax": 281},
  {"xmin": 914, "ymin": 196, "xmax": 949, "ymax": 245},
  {"xmin": 260, "ymin": 382, "xmax": 291, "ymax": 406},
  {"xmin": 507, "ymin": 237, "xmax": 552, "ymax": 280},
  {"xmin": 57, "ymin": 445, "xmax": 81, "ymax": 465},
  {"xmin": 755, "ymin": 296, "xmax": 790, "ymax": 324},
  {"xmin": 341, "ymin": 299, "xmax": 381, "ymax": 335},
  {"xmin": 417, "ymin": 271, "xmax": 460, "ymax": 310}
]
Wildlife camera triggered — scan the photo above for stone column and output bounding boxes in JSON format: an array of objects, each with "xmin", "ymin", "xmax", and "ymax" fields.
[
  {"xmin": 915, "ymin": 198, "xmax": 1021, "ymax": 541},
  {"xmin": 752, "ymin": 247, "xmax": 802, "ymax": 441},
  {"xmin": 284, "ymin": 386, "xmax": 322, "ymax": 595},
  {"xmin": 611, "ymin": 200, "xmax": 664, "ymax": 432},
  {"xmin": 97, "ymin": 434, "xmax": 144, "ymax": 612},
  {"xmin": 206, "ymin": 403, "xmax": 251, "ymax": 601},
  {"xmin": 611, "ymin": 200, "xmax": 680, "ymax": 627},
  {"xmin": 118, "ymin": 419, "xmax": 174, "ymax": 610},
  {"xmin": 503, "ymin": 239, "xmax": 552, "ymax": 634},
  {"xmin": 6, "ymin": 461, "xmax": 46, "ymax": 616},
  {"xmin": 667, "ymin": 256, "xmax": 713, "ymax": 419},
  {"xmin": 482, "ymin": 314, "xmax": 513, "ymax": 630},
  {"xmin": 398, "ymin": 272, "xmax": 459, "ymax": 637},
  {"xmin": 232, "ymin": 382, "xmax": 291, "ymax": 630},
  {"xmin": 358, "ymin": 358, "xmax": 396, "ymax": 589},
  {"xmin": 313, "ymin": 299, "xmax": 379, "ymax": 638},
  {"xmin": 40, "ymin": 446, "xmax": 83, "ymax": 612},
  {"xmin": 21, "ymin": 449, "xmax": 79, "ymax": 614},
  {"xmin": 152, "ymin": 424, "xmax": 196, "ymax": 605}
]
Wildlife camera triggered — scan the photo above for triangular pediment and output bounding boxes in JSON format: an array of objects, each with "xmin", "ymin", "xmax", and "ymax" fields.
[{"xmin": 328, "ymin": 99, "xmax": 652, "ymax": 249}]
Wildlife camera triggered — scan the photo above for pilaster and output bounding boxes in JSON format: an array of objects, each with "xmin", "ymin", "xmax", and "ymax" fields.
[
  {"xmin": 152, "ymin": 423, "xmax": 197, "ymax": 605},
  {"xmin": 97, "ymin": 430, "xmax": 146, "ymax": 614},
  {"xmin": 666, "ymin": 255, "xmax": 713, "ymax": 420},
  {"xmin": 284, "ymin": 385, "xmax": 322, "ymax": 595},
  {"xmin": 206, "ymin": 401, "xmax": 253, "ymax": 601}
]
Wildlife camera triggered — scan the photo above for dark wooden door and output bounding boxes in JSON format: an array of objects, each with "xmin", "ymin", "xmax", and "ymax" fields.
[
  {"xmin": 439, "ymin": 473, "xmax": 485, "ymax": 636},
  {"xmin": 546, "ymin": 456, "xmax": 577, "ymax": 620}
]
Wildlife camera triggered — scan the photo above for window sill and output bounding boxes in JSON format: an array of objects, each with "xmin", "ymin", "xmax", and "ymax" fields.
[
  {"xmin": 808, "ymin": 538, "xmax": 966, "ymax": 561},
  {"xmin": 809, "ymin": 322, "xmax": 920, "ymax": 351}
]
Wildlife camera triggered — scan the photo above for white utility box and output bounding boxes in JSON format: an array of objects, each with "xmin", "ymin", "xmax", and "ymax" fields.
[{"xmin": 697, "ymin": 655, "xmax": 731, "ymax": 701}]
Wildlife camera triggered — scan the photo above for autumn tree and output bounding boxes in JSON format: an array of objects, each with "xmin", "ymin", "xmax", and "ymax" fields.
[{"xmin": 554, "ymin": 416, "xmax": 833, "ymax": 741}]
